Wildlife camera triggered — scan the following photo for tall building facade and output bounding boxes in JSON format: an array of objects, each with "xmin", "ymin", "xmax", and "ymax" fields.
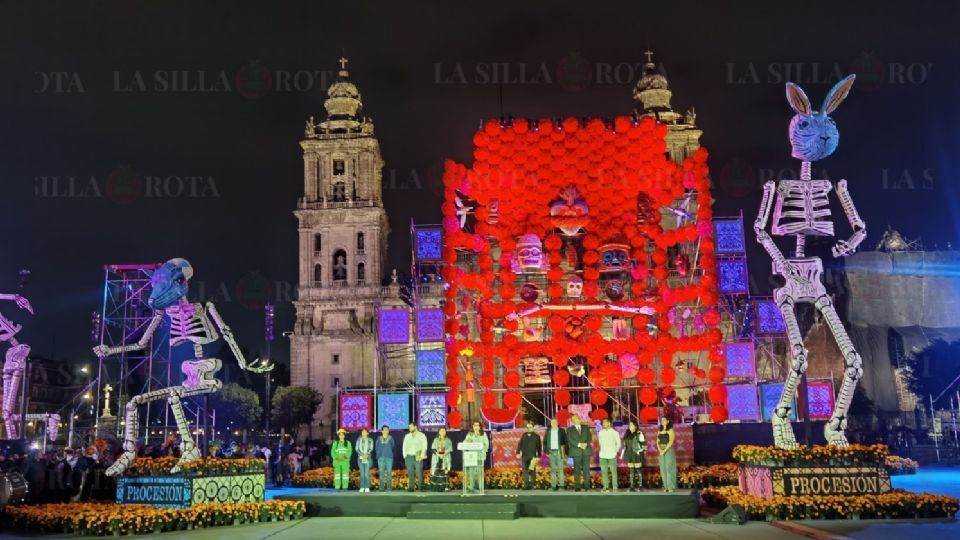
[{"xmin": 290, "ymin": 59, "xmax": 395, "ymax": 434}]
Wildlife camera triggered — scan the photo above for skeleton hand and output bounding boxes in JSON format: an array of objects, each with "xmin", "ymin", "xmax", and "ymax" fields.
[
  {"xmin": 92, "ymin": 344, "xmax": 113, "ymax": 359},
  {"xmin": 637, "ymin": 306, "xmax": 656, "ymax": 316},
  {"xmin": 13, "ymin": 295, "xmax": 33, "ymax": 314},
  {"xmin": 242, "ymin": 357, "xmax": 274, "ymax": 373},
  {"xmin": 831, "ymin": 239, "xmax": 855, "ymax": 258}
]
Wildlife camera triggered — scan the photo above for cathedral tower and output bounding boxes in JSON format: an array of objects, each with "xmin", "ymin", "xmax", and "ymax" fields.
[
  {"xmin": 633, "ymin": 50, "xmax": 703, "ymax": 164},
  {"xmin": 291, "ymin": 58, "xmax": 390, "ymax": 434}
]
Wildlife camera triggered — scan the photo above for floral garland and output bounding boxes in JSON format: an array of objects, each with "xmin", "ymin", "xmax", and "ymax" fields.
[
  {"xmin": 124, "ymin": 457, "xmax": 266, "ymax": 477},
  {"xmin": 1, "ymin": 500, "xmax": 304, "ymax": 536},
  {"xmin": 702, "ymin": 485, "xmax": 957, "ymax": 521},
  {"xmin": 732, "ymin": 444, "xmax": 888, "ymax": 466},
  {"xmin": 293, "ymin": 463, "xmax": 739, "ymax": 490}
]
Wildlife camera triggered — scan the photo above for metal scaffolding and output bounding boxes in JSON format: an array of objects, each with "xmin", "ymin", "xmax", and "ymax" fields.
[{"xmin": 94, "ymin": 263, "xmax": 175, "ymax": 443}]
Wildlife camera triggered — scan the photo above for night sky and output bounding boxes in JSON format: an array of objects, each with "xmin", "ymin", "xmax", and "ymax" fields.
[{"xmin": 1, "ymin": 1, "xmax": 957, "ymax": 367}]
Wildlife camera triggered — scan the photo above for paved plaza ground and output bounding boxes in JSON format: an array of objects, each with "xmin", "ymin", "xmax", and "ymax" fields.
[{"xmin": 0, "ymin": 467, "xmax": 956, "ymax": 540}]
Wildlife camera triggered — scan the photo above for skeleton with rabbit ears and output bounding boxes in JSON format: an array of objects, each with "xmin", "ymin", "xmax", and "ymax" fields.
[
  {"xmin": 93, "ymin": 258, "xmax": 273, "ymax": 476},
  {"xmin": 754, "ymin": 74, "xmax": 867, "ymax": 448}
]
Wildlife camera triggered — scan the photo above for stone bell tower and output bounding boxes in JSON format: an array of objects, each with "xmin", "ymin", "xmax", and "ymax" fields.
[
  {"xmin": 633, "ymin": 50, "xmax": 703, "ymax": 165},
  {"xmin": 290, "ymin": 57, "xmax": 391, "ymax": 435}
]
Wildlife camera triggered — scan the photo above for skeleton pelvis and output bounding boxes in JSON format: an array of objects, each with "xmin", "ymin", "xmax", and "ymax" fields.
[
  {"xmin": 773, "ymin": 257, "xmax": 826, "ymax": 301},
  {"xmin": 182, "ymin": 358, "xmax": 222, "ymax": 388}
]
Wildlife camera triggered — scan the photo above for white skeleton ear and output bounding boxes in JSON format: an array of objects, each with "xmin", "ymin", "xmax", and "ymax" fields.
[
  {"xmin": 785, "ymin": 82, "xmax": 812, "ymax": 115},
  {"xmin": 822, "ymin": 74, "xmax": 856, "ymax": 114}
]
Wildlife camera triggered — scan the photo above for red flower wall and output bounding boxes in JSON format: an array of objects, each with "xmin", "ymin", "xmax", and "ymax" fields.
[{"xmin": 441, "ymin": 116, "xmax": 727, "ymax": 428}]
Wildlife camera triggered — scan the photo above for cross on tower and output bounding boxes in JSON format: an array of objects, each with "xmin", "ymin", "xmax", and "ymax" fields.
[
  {"xmin": 339, "ymin": 56, "xmax": 349, "ymax": 71},
  {"xmin": 644, "ymin": 50, "xmax": 654, "ymax": 64}
]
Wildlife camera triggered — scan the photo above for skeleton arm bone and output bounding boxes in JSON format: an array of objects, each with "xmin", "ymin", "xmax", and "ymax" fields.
[
  {"xmin": 831, "ymin": 180, "xmax": 867, "ymax": 257},
  {"xmin": 755, "ymin": 181, "xmax": 808, "ymax": 283},
  {"xmin": 0, "ymin": 294, "xmax": 33, "ymax": 314},
  {"xmin": 93, "ymin": 311, "xmax": 163, "ymax": 358},
  {"xmin": 206, "ymin": 302, "xmax": 272, "ymax": 372}
]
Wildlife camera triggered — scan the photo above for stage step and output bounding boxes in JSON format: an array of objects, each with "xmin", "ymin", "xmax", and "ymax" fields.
[{"xmin": 407, "ymin": 502, "xmax": 518, "ymax": 520}]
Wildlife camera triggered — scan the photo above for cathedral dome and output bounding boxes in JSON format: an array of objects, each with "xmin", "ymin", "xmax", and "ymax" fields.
[{"xmin": 324, "ymin": 70, "xmax": 363, "ymax": 119}]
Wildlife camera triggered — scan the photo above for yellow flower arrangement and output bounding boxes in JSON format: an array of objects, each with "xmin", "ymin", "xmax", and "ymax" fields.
[
  {"xmin": 732, "ymin": 444, "xmax": 889, "ymax": 466},
  {"xmin": 2, "ymin": 500, "xmax": 304, "ymax": 536},
  {"xmin": 702, "ymin": 485, "xmax": 958, "ymax": 521},
  {"xmin": 126, "ymin": 457, "xmax": 266, "ymax": 477}
]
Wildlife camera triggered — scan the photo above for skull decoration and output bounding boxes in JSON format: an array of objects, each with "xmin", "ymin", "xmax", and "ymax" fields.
[
  {"xmin": 487, "ymin": 199, "xmax": 500, "ymax": 224},
  {"xmin": 599, "ymin": 236, "xmax": 630, "ymax": 273},
  {"xmin": 549, "ymin": 185, "xmax": 590, "ymax": 236},
  {"xmin": 516, "ymin": 234, "xmax": 544, "ymax": 272},
  {"xmin": 565, "ymin": 275, "xmax": 584, "ymax": 298},
  {"xmin": 604, "ymin": 279, "xmax": 624, "ymax": 301},
  {"xmin": 519, "ymin": 282, "xmax": 540, "ymax": 303}
]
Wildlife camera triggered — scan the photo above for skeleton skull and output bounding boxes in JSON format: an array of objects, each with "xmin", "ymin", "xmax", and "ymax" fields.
[
  {"xmin": 565, "ymin": 276, "xmax": 584, "ymax": 298},
  {"xmin": 516, "ymin": 234, "xmax": 544, "ymax": 271}
]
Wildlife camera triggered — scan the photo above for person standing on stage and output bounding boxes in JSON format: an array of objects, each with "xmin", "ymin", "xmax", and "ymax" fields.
[
  {"xmin": 543, "ymin": 417, "xmax": 568, "ymax": 491},
  {"xmin": 430, "ymin": 427, "xmax": 454, "ymax": 491},
  {"xmin": 566, "ymin": 414, "xmax": 593, "ymax": 492},
  {"xmin": 657, "ymin": 417, "xmax": 677, "ymax": 492},
  {"xmin": 515, "ymin": 419, "xmax": 542, "ymax": 490},
  {"xmin": 331, "ymin": 429, "xmax": 353, "ymax": 491},
  {"xmin": 402, "ymin": 423, "xmax": 428, "ymax": 492},
  {"xmin": 355, "ymin": 428, "xmax": 374, "ymax": 493},
  {"xmin": 620, "ymin": 420, "xmax": 646, "ymax": 491},
  {"xmin": 463, "ymin": 421, "xmax": 489, "ymax": 494},
  {"xmin": 375, "ymin": 425, "xmax": 395, "ymax": 492},
  {"xmin": 597, "ymin": 418, "xmax": 621, "ymax": 492}
]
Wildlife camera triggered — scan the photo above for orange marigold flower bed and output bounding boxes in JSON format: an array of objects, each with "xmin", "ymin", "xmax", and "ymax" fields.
[
  {"xmin": 1, "ymin": 500, "xmax": 304, "ymax": 536},
  {"xmin": 702, "ymin": 485, "xmax": 958, "ymax": 521}
]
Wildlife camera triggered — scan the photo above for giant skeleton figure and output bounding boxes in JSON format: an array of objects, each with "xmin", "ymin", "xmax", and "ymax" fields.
[
  {"xmin": 93, "ymin": 259, "xmax": 272, "ymax": 476},
  {"xmin": 2, "ymin": 292, "xmax": 60, "ymax": 441},
  {"xmin": 755, "ymin": 75, "xmax": 867, "ymax": 448}
]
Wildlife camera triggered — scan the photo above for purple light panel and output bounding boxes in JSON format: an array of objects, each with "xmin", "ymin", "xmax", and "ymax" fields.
[
  {"xmin": 415, "ymin": 308, "xmax": 445, "ymax": 342},
  {"xmin": 726, "ymin": 383, "xmax": 760, "ymax": 421},
  {"xmin": 379, "ymin": 308, "xmax": 410, "ymax": 344},
  {"xmin": 725, "ymin": 341, "xmax": 756, "ymax": 378},
  {"xmin": 718, "ymin": 258, "xmax": 749, "ymax": 295},
  {"xmin": 415, "ymin": 228, "xmax": 443, "ymax": 261}
]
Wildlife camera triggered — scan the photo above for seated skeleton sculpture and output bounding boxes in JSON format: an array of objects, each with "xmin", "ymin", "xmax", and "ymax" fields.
[{"xmin": 93, "ymin": 258, "xmax": 272, "ymax": 476}]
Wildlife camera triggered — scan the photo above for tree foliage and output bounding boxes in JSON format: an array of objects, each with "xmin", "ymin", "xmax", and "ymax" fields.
[
  {"xmin": 270, "ymin": 385, "xmax": 322, "ymax": 440},
  {"xmin": 906, "ymin": 339, "xmax": 960, "ymax": 404},
  {"xmin": 210, "ymin": 382, "xmax": 263, "ymax": 430}
]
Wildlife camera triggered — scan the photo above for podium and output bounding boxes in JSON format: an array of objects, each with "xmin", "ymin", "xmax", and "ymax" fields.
[{"xmin": 458, "ymin": 441, "xmax": 485, "ymax": 495}]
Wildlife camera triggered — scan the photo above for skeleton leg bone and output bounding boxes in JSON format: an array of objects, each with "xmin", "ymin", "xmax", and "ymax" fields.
[
  {"xmin": 814, "ymin": 295, "xmax": 863, "ymax": 447},
  {"xmin": 2, "ymin": 343, "xmax": 29, "ymax": 438},
  {"xmin": 106, "ymin": 387, "xmax": 174, "ymax": 477},
  {"xmin": 772, "ymin": 288, "xmax": 807, "ymax": 449}
]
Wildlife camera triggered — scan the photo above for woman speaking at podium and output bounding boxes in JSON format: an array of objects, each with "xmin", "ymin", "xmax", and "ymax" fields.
[{"xmin": 461, "ymin": 421, "xmax": 489, "ymax": 495}]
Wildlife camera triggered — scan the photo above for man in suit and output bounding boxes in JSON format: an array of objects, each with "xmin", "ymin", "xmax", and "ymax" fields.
[{"xmin": 566, "ymin": 414, "xmax": 593, "ymax": 492}]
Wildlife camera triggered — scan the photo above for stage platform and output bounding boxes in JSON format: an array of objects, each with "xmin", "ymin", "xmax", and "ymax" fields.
[{"xmin": 276, "ymin": 488, "xmax": 699, "ymax": 519}]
